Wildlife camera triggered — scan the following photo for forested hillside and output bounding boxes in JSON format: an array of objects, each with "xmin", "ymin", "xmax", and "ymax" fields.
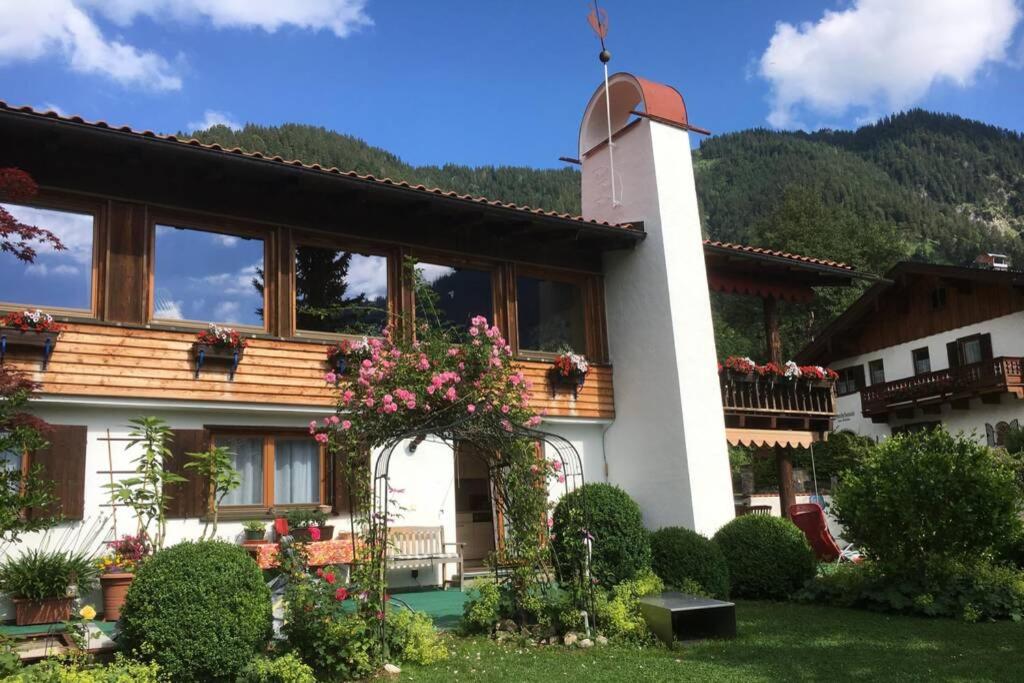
[{"xmin": 187, "ymin": 110, "xmax": 1024, "ymax": 359}]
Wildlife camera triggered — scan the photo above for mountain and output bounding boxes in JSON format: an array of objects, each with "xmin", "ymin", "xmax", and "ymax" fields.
[{"xmin": 185, "ymin": 110, "xmax": 1024, "ymax": 360}]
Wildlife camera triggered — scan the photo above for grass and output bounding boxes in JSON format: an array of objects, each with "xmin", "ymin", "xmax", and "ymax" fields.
[{"xmin": 401, "ymin": 600, "xmax": 1022, "ymax": 682}]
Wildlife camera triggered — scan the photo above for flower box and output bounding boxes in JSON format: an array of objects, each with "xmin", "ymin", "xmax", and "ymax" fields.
[
  {"xmin": 0, "ymin": 309, "xmax": 63, "ymax": 369},
  {"xmin": 12, "ymin": 596, "xmax": 74, "ymax": 626},
  {"xmin": 290, "ymin": 525, "xmax": 334, "ymax": 543},
  {"xmin": 192, "ymin": 325, "xmax": 247, "ymax": 380},
  {"xmin": 550, "ymin": 351, "xmax": 589, "ymax": 399}
]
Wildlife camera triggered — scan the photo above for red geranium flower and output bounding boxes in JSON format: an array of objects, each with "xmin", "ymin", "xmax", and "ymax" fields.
[
  {"xmin": 324, "ymin": 571, "xmax": 335, "ymax": 585},
  {"xmin": 335, "ymin": 587, "xmax": 349, "ymax": 601}
]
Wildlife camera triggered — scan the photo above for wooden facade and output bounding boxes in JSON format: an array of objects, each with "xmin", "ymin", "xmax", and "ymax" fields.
[{"xmin": 4, "ymin": 322, "xmax": 615, "ymax": 418}]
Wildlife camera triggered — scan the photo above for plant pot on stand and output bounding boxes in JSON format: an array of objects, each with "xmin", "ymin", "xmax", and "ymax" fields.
[{"xmin": 99, "ymin": 572, "xmax": 134, "ymax": 621}]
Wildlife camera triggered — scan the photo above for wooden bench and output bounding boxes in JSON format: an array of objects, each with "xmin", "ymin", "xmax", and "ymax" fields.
[
  {"xmin": 638, "ymin": 592, "xmax": 736, "ymax": 643},
  {"xmin": 387, "ymin": 526, "xmax": 465, "ymax": 591}
]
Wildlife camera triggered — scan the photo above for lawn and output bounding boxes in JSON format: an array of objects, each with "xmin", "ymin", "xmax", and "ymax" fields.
[{"xmin": 400, "ymin": 600, "xmax": 1022, "ymax": 682}]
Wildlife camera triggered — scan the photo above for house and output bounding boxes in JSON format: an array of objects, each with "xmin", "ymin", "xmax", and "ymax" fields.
[
  {"xmin": 797, "ymin": 261, "xmax": 1024, "ymax": 445},
  {"xmin": 0, "ymin": 73, "xmax": 860, "ymax": 599}
]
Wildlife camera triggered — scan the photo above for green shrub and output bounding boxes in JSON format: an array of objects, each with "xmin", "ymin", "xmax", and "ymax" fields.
[
  {"xmin": 6, "ymin": 655, "xmax": 159, "ymax": 682},
  {"xmin": 0, "ymin": 549, "xmax": 97, "ymax": 600},
  {"xmin": 1000, "ymin": 530, "xmax": 1024, "ymax": 570},
  {"xmin": 594, "ymin": 568, "xmax": 663, "ymax": 642},
  {"xmin": 550, "ymin": 483, "xmax": 651, "ymax": 587},
  {"xmin": 461, "ymin": 581, "xmax": 501, "ymax": 634},
  {"xmin": 282, "ymin": 579, "xmax": 375, "ymax": 681},
  {"xmin": 386, "ymin": 608, "xmax": 449, "ymax": 665},
  {"xmin": 650, "ymin": 526, "xmax": 730, "ymax": 599},
  {"xmin": 239, "ymin": 654, "xmax": 316, "ymax": 683},
  {"xmin": 800, "ymin": 559, "xmax": 1024, "ymax": 621},
  {"xmin": 119, "ymin": 540, "xmax": 271, "ymax": 682},
  {"xmin": 833, "ymin": 429, "xmax": 1022, "ymax": 575},
  {"xmin": 713, "ymin": 515, "xmax": 815, "ymax": 599}
]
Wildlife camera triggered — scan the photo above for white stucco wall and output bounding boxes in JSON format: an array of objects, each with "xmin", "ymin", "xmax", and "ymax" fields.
[
  {"xmin": 582, "ymin": 115, "xmax": 734, "ymax": 536},
  {"xmin": 831, "ymin": 310, "xmax": 1024, "ymax": 441},
  {"xmin": 1, "ymin": 397, "xmax": 610, "ymax": 612}
]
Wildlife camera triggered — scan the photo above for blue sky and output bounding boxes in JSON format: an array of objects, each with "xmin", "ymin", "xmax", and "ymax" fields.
[{"xmin": 0, "ymin": 0, "xmax": 1022, "ymax": 171}]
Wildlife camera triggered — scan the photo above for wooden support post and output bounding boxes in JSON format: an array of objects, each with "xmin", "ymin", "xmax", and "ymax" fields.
[
  {"xmin": 762, "ymin": 296, "xmax": 783, "ymax": 366},
  {"xmin": 776, "ymin": 447, "xmax": 796, "ymax": 519}
]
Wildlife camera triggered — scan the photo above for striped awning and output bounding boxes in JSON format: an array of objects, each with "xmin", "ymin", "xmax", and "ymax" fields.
[{"xmin": 725, "ymin": 428, "xmax": 823, "ymax": 450}]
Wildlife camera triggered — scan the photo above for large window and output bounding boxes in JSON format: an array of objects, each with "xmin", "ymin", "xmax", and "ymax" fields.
[
  {"xmin": 153, "ymin": 225, "xmax": 265, "ymax": 327},
  {"xmin": 516, "ymin": 274, "xmax": 586, "ymax": 353},
  {"xmin": 836, "ymin": 365, "xmax": 865, "ymax": 397},
  {"xmin": 295, "ymin": 244, "xmax": 388, "ymax": 336},
  {"xmin": 214, "ymin": 433, "xmax": 323, "ymax": 509},
  {"xmin": 912, "ymin": 347, "xmax": 931, "ymax": 375},
  {"xmin": 0, "ymin": 203, "xmax": 94, "ymax": 311},
  {"xmin": 868, "ymin": 359, "xmax": 886, "ymax": 385},
  {"xmin": 414, "ymin": 261, "xmax": 493, "ymax": 330}
]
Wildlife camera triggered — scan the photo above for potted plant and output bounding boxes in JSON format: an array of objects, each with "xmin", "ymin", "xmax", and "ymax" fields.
[
  {"xmin": 242, "ymin": 520, "xmax": 267, "ymax": 543},
  {"xmin": 325, "ymin": 338, "xmax": 371, "ymax": 378},
  {"xmin": 95, "ymin": 534, "xmax": 148, "ymax": 622},
  {"xmin": 0, "ymin": 549, "xmax": 97, "ymax": 626},
  {"xmin": 192, "ymin": 324, "xmax": 247, "ymax": 379},
  {"xmin": 282, "ymin": 508, "xmax": 333, "ymax": 542},
  {"xmin": 549, "ymin": 349, "xmax": 589, "ymax": 399},
  {"xmin": 0, "ymin": 309, "xmax": 63, "ymax": 368}
]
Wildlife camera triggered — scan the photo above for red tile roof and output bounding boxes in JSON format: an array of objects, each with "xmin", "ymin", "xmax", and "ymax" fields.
[
  {"xmin": 703, "ymin": 240, "xmax": 852, "ymax": 271},
  {"xmin": 0, "ymin": 100, "xmax": 637, "ymax": 232}
]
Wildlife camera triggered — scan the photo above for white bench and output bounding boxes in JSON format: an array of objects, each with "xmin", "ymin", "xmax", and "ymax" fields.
[{"xmin": 387, "ymin": 526, "xmax": 465, "ymax": 591}]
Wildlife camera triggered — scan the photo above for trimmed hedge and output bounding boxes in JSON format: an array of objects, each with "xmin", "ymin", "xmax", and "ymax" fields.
[
  {"xmin": 550, "ymin": 483, "xmax": 651, "ymax": 587},
  {"xmin": 713, "ymin": 515, "xmax": 816, "ymax": 599},
  {"xmin": 650, "ymin": 526, "xmax": 730, "ymax": 599},
  {"xmin": 119, "ymin": 540, "xmax": 272, "ymax": 682}
]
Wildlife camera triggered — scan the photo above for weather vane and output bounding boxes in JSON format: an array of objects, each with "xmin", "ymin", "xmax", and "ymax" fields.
[{"xmin": 587, "ymin": 1, "xmax": 619, "ymax": 206}]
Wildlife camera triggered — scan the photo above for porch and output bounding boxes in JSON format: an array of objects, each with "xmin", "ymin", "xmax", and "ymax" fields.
[{"xmin": 861, "ymin": 356, "xmax": 1024, "ymax": 421}]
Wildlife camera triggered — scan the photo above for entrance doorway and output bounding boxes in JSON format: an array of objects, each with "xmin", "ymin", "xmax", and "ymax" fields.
[{"xmin": 454, "ymin": 444, "xmax": 496, "ymax": 571}]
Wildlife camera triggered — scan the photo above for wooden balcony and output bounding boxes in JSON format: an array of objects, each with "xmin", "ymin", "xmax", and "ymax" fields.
[
  {"xmin": 861, "ymin": 356, "xmax": 1024, "ymax": 420},
  {"xmin": 720, "ymin": 376, "xmax": 836, "ymax": 435}
]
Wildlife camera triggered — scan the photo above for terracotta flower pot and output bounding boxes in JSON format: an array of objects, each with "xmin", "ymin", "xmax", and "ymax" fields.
[
  {"xmin": 100, "ymin": 572, "xmax": 134, "ymax": 621},
  {"xmin": 12, "ymin": 596, "xmax": 73, "ymax": 626}
]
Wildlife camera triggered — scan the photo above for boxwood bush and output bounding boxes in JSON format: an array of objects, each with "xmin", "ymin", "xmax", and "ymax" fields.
[
  {"xmin": 119, "ymin": 540, "xmax": 272, "ymax": 682},
  {"xmin": 650, "ymin": 526, "xmax": 730, "ymax": 599},
  {"xmin": 550, "ymin": 483, "xmax": 651, "ymax": 587},
  {"xmin": 832, "ymin": 429, "xmax": 1022, "ymax": 573},
  {"xmin": 713, "ymin": 515, "xmax": 816, "ymax": 599}
]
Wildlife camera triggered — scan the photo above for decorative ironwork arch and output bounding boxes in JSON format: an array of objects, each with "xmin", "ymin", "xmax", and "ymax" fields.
[{"xmin": 366, "ymin": 414, "xmax": 594, "ymax": 651}]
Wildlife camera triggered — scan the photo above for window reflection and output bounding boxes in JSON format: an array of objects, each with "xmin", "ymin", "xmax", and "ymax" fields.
[
  {"xmin": 295, "ymin": 245, "xmax": 388, "ymax": 335},
  {"xmin": 153, "ymin": 225, "xmax": 265, "ymax": 326},
  {"xmin": 0, "ymin": 204, "xmax": 94, "ymax": 311},
  {"xmin": 415, "ymin": 262, "xmax": 493, "ymax": 330},
  {"xmin": 516, "ymin": 275, "xmax": 586, "ymax": 353}
]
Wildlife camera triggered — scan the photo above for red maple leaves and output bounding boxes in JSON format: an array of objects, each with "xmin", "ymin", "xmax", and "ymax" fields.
[{"xmin": 0, "ymin": 168, "xmax": 65, "ymax": 263}]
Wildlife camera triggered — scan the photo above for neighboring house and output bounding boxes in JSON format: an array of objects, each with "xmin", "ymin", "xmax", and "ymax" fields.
[
  {"xmin": 0, "ymin": 74, "xmax": 859, "ymax": 601},
  {"xmin": 797, "ymin": 261, "xmax": 1024, "ymax": 445}
]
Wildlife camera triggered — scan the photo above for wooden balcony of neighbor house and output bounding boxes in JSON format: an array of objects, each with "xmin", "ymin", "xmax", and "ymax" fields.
[
  {"xmin": 720, "ymin": 375, "xmax": 836, "ymax": 434},
  {"xmin": 861, "ymin": 356, "xmax": 1024, "ymax": 420}
]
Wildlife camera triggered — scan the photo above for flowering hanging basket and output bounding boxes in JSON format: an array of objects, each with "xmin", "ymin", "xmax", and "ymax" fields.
[
  {"xmin": 549, "ymin": 351, "xmax": 589, "ymax": 399},
  {"xmin": 0, "ymin": 309, "xmax": 63, "ymax": 369},
  {"xmin": 325, "ymin": 338, "xmax": 371, "ymax": 377},
  {"xmin": 192, "ymin": 325, "xmax": 247, "ymax": 380}
]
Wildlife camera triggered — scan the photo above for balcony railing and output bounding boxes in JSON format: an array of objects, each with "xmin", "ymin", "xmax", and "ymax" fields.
[
  {"xmin": 861, "ymin": 356, "xmax": 1024, "ymax": 418},
  {"xmin": 720, "ymin": 375, "xmax": 836, "ymax": 432}
]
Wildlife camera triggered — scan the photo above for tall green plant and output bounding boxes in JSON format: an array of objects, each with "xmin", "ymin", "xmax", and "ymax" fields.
[
  {"xmin": 106, "ymin": 417, "xmax": 185, "ymax": 550},
  {"xmin": 185, "ymin": 445, "xmax": 240, "ymax": 539},
  {"xmin": 0, "ymin": 368, "xmax": 58, "ymax": 542}
]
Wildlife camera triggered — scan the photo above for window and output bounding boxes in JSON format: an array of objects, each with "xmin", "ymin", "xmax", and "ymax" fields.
[
  {"xmin": 961, "ymin": 338, "xmax": 983, "ymax": 365},
  {"xmin": 516, "ymin": 274, "xmax": 586, "ymax": 353},
  {"xmin": 930, "ymin": 287, "xmax": 947, "ymax": 311},
  {"xmin": 912, "ymin": 347, "xmax": 931, "ymax": 375},
  {"xmin": 213, "ymin": 433, "xmax": 324, "ymax": 509},
  {"xmin": 0, "ymin": 445, "xmax": 25, "ymax": 493},
  {"xmin": 836, "ymin": 365, "xmax": 865, "ymax": 396},
  {"xmin": 414, "ymin": 261, "xmax": 493, "ymax": 330},
  {"xmin": 0, "ymin": 203, "xmax": 94, "ymax": 311},
  {"xmin": 295, "ymin": 244, "xmax": 389, "ymax": 336},
  {"xmin": 153, "ymin": 225, "xmax": 265, "ymax": 327},
  {"xmin": 948, "ymin": 333, "xmax": 992, "ymax": 368},
  {"xmin": 868, "ymin": 359, "xmax": 886, "ymax": 385}
]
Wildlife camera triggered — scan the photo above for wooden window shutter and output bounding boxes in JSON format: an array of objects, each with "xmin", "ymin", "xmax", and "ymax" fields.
[
  {"xmin": 330, "ymin": 451, "xmax": 350, "ymax": 515},
  {"xmin": 29, "ymin": 425, "xmax": 87, "ymax": 521},
  {"xmin": 946, "ymin": 341, "xmax": 960, "ymax": 369},
  {"xmin": 164, "ymin": 429, "xmax": 209, "ymax": 519},
  {"xmin": 979, "ymin": 333, "xmax": 994, "ymax": 361}
]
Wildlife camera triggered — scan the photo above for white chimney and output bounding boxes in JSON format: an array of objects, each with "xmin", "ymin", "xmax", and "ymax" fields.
[{"xmin": 580, "ymin": 73, "xmax": 734, "ymax": 535}]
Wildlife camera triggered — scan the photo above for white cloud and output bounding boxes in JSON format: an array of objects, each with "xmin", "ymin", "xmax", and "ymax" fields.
[
  {"xmin": 85, "ymin": 0, "xmax": 372, "ymax": 38},
  {"xmin": 415, "ymin": 263, "xmax": 455, "ymax": 285},
  {"xmin": 0, "ymin": 0, "xmax": 182, "ymax": 91},
  {"xmin": 211, "ymin": 233, "xmax": 241, "ymax": 247},
  {"xmin": 347, "ymin": 254, "xmax": 388, "ymax": 300},
  {"xmin": 0, "ymin": 0, "xmax": 370, "ymax": 92},
  {"xmin": 188, "ymin": 110, "xmax": 242, "ymax": 132},
  {"xmin": 153, "ymin": 295, "xmax": 184, "ymax": 320},
  {"xmin": 759, "ymin": 0, "xmax": 1022, "ymax": 128},
  {"xmin": 213, "ymin": 300, "xmax": 240, "ymax": 321},
  {"xmin": 40, "ymin": 102, "xmax": 67, "ymax": 116}
]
